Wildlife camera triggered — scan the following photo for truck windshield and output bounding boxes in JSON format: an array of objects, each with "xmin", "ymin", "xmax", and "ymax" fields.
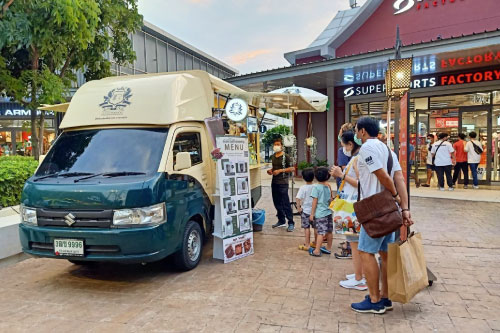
[{"xmin": 35, "ymin": 128, "xmax": 168, "ymax": 177}]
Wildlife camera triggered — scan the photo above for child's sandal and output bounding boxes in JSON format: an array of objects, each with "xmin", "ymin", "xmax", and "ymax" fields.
[{"xmin": 298, "ymin": 244, "xmax": 309, "ymax": 251}]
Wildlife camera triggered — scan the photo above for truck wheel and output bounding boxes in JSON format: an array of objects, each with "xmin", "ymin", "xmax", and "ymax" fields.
[{"xmin": 174, "ymin": 220, "xmax": 203, "ymax": 271}]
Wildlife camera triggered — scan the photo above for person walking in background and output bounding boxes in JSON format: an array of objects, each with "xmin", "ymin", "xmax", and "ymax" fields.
[
  {"xmin": 452, "ymin": 133, "xmax": 469, "ymax": 189},
  {"xmin": 422, "ymin": 134, "xmax": 435, "ymax": 187},
  {"xmin": 350, "ymin": 117, "xmax": 413, "ymax": 314},
  {"xmin": 464, "ymin": 131, "xmax": 484, "ymax": 189},
  {"xmin": 268, "ymin": 138, "xmax": 295, "ymax": 232},
  {"xmin": 296, "ymin": 168, "xmax": 316, "ymax": 251},
  {"xmin": 336, "ymin": 123, "xmax": 354, "ymax": 189},
  {"xmin": 309, "ymin": 167, "xmax": 334, "ymax": 257},
  {"xmin": 431, "ymin": 133, "xmax": 456, "ymax": 191}
]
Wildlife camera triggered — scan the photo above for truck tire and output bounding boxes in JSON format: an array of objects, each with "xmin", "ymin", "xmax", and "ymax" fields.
[{"xmin": 174, "ymin": 220, "xmax": 203, "ymax": 271}]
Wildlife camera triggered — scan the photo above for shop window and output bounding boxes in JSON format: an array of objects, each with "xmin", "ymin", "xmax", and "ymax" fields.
[
  {"xmin": 349, "ymin": 103, "xmax": 368, "ymax": 123},
  {"xmin": 494, "ymin": 91, "xmax": 500, "ymax": 104},
  {"xmin": 430, "ymin": 93, "xmax": 491, "ymax": 109},
  {"xmin": 173, "ymin": 132, "xmax": 202, "ymax": 166}
]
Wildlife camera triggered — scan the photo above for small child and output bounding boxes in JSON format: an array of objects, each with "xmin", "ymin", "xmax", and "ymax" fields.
[
  {"xmin": 296, "ymin": 168, "xmax": 315, "ymax": 251},
  {"xmin": 309, "ymin": 167, "xmax": 333, "ymax": 257}
]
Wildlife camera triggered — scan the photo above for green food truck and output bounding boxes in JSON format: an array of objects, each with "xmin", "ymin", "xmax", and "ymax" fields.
[{"xmin": 18, "ymin": 70, "xmax": 316, "ymax": 270}]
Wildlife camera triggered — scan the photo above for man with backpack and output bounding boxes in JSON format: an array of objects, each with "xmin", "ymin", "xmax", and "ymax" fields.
[{"xmin": 464, "ymin": 131, "xmax": 484, "ymax": 189}]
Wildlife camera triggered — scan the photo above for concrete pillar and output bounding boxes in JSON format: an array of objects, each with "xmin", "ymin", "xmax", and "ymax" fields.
[{"xmin": 327, "ymin": 86, "xmax": 335, "ymax": 165}]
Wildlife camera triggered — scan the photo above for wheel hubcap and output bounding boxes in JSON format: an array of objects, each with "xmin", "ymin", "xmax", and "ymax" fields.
[{"xmin": 187, "ymin": 229, "xmax": 201, "ymax": 262}]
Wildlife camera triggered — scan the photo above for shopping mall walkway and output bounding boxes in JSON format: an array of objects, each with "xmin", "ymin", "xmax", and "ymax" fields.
[{"xmin": 0, "ymin": 184, "xmax": 499, "ymax": 332}]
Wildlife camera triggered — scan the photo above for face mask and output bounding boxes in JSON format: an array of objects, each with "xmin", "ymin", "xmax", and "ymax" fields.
[
  {"xmin": 342, "ymin": 147, "xmax": 352, "ymax": 157},
  {"xmin": 354, "ymin": 133, "xmax": 363, "ymax": 146},
  {"xmin": 273, "ymin": 145, "xmax": 282, "ymax": 153},
  {"xmin": 426, "ymin": 139, "xmax": 431, "ymax": 144},
  {"xmin": 338, "ymin": 135, "xmax": 342, "ymax": 143}
]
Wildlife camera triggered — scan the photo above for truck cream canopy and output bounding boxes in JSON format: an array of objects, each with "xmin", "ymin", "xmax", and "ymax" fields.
[
  {"xmin": 50, "ymin": 70, "xmax": 319, "ymax": 129},
  {"xmin": 59, "ymin": 71, "xmax": 245, "ymax": 129}
]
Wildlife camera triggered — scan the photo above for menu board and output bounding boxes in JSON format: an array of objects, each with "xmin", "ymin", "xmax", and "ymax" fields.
[{"xmin": 213, "ymin": 136, "xmax": 254, "ymax": 263}]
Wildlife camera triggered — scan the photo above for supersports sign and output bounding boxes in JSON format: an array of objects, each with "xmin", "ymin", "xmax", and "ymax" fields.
[
  {"xmin": 343, "ymin": 68, "xmax": 500, "ymax": 97},
  {"xmin": 394, "ymin": 0, "xmax": 465, "ymax": 15}
]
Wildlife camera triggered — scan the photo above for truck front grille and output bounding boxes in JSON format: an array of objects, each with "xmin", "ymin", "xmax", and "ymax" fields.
[{"xmin": 36, "ymin": 208, "xmax": 113, "ymax": 228}]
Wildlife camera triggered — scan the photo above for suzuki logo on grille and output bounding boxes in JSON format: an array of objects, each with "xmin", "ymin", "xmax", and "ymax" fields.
[{"xmin": 64, "ymin": 213, "xmax": 76, "ymax": 226}]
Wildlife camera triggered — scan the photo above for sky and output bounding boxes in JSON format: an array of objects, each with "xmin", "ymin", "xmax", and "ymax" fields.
[{"xmin": 137, "ymin": 0, "xmax": 367, "ymax": 75}]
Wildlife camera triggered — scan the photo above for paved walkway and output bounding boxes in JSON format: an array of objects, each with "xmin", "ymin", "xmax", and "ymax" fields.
[{"xmin": 1, "ymin": 187, "xmax": 499, "ymax": 332}]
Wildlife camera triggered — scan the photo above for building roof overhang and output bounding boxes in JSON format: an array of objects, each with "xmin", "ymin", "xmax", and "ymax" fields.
[{"xmin": 226, "ymin": 29, "xmax": 500, "ymax": 92}]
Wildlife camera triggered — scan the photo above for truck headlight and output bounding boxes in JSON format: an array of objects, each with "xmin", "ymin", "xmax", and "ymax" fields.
[
  {"xmin": 113, "ymin": 203, "xmax": 166, "ymax": 227},
  {"xmin": 21, "ymin": 205, "xmax": 37, "ymax": 225}
]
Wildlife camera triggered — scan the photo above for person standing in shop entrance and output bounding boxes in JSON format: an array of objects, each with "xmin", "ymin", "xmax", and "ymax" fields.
[
  {"xmin": 464, "ymin": 131, "xmax": 484, "ymax": 189},
  {"xmin": 268, "ymin": 138, "xmax": 295, "ymax": 232},
  {"xmin": 452, "ymin": 133, "xmax": 469, "ymax": 188},
  {"xmin": 431, "ymin": 133, "xmax": 456, "ymax": 191},
  {"xmin": 422, "ymin": 134, "xmax": 435, "ymax": 187}
]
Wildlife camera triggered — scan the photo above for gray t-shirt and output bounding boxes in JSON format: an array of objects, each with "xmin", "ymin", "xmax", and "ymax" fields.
[{"xmin": 271, "ymin": 153, "xmax": 292, "ymax": 185}]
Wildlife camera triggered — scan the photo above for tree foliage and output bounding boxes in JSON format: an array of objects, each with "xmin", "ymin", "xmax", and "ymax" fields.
[
  {"xmin": 0, "ymin": 0, "xmax": 143, "ymax": 159},
  {"xmin": 262, "ymin": 125, "xmax": 291, "ymax": 147}
]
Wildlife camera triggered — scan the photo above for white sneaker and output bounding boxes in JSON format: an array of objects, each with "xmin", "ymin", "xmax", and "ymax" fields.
[
  {"xmin": 439, "ymin": 187, "xmax": 445, "ymax": 191},
  {"xmin": 449, "ymin": 187, "xmax": 454, "ymax": 191},
  {"xmin": 339, "ymin": 278, "xmax": 368, "ymax": 291},
  {"xmin": 473, "ymin": 185, "xmax": 480, "ymax": 189},
  {"xmin": 346, "ymin": 273, "xmax": 355, "ymax": 280}
]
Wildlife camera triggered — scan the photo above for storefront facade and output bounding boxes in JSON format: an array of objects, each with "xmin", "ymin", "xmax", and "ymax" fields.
[
  {"xmin": 0, "ymin": 102, "xmax": 57, "ymax": 156},
  {"xmin": 227, "ymin": 0, "xmax": 500, "ymax": 184}
]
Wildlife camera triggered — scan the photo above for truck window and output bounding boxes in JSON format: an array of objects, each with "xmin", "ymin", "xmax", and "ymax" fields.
[{"xmin": 173, "ymin": 132, "xmax": 202, "ymax": 165}]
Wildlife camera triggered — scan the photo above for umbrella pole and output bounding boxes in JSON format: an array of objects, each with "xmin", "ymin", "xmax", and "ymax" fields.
[{"xmin": 291, "ymin": 111, "xmax": 299, "ymax": 215}]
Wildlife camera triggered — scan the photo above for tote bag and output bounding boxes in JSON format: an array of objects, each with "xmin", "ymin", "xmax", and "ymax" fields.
[
  {"xmin": 388, "ymin": 230, "xmax": 429, "ymax": 304},
  {"xmin": 330, "ymin": 157, "xmax": 360, "ymax": 235}
]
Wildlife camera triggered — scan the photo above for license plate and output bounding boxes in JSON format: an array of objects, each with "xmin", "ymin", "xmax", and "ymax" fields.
[{"xmin": 54, "ymin": 239, "xmax": 84, "ymax": 256}]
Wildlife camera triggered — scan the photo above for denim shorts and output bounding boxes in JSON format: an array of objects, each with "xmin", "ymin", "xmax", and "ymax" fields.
[
  {"xmin": 358, "ymin": 226, "xmax": 395, "ymax": 254},
  {"xmin": 426, "ymin": 164, "xmax": 435, "ymax": 171}
]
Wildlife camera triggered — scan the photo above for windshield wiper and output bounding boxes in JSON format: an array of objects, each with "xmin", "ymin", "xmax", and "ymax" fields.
[
  {"xmin": 73, "ymin": 171, "xmax": 146, "ymax": 183},
  {"xmin": 102, "ymin": 171, "xmax": 146, "ymax": 177},
  {"xmin": 33, "ymin": 173, "xmax": 60, "ymax": 182},
  {"xmin": 33, "ymin": 172, "xmax": 93, "ymax": 182}
]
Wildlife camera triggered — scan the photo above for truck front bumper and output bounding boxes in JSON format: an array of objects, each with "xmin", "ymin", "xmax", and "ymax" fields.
[{"xmin": 19, "ymin": 223, "xmax": 176, "ymax": 264}]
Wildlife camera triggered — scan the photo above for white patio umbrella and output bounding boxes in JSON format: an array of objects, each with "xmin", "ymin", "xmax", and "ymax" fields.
[
  {"xmin": 268, "ymin": 85, "xmax": 327, "ymax": 214},
  {"xmin": 269, "ymin": 85, "xmax": 327, "ymax": 112}
]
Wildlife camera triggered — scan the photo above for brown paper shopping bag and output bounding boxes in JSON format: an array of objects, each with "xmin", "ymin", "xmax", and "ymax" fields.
[{"xmin": 388, "ymin": 231, "xmax": 429, "ymax": 304}]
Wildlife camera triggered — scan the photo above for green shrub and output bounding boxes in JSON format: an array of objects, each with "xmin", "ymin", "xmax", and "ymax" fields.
[
  {"xmin": 297, "ymin": 161, "xmax": 314, "ymax": 170},
  {"xmin": 0, "ymin": 156, "xmax": 38, "ymax": 208},
  {"xmin": 314, "ymin": 159, "xmax": 329, "ymax": 167}
]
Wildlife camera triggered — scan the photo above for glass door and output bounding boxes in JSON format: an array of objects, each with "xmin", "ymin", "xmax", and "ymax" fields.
[
  {"xmin": 460, "ymin": 109, "xmax": 491, "ymax": 184},
  {"xmin": 491, "ymin": 107, "xmax": 500, "ymax": 182},
  {"xmin": 413, "ymin": 110, "xmax": 431, "ymax": 184}
]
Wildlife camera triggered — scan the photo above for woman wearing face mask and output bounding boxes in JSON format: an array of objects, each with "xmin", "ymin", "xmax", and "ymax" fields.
[
  {"xmin": 329, "ymin": 131, "xmax": 367, "ymax": 290},
  {"xmin": 336, "ymin": 123, "xmax": 355, "ymax": 189}
]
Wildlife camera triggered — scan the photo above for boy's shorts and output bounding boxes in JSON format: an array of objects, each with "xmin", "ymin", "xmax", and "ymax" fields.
[
  {"xmin": 301, "ymin": 212, "xmax": 313, "ymax": 228},
  {"xmin": 358, "ymin": 226, "xmax": 395, "ymax": 254},
  {"xmin": 315, "ymin": 214, "xmax": 333, "ymax": 235},
  {"xmin": 426, "ymin": 164, "xmax": 435, "ymax": 171}
]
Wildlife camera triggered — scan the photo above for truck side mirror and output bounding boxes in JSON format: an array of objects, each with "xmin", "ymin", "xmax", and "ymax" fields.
[{"xmin": 174, "ymin": 152, "xmax": 192, "ymax": 171}]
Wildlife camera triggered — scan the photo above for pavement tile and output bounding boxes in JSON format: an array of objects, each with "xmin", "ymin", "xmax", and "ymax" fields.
[
  {"xmin": 306, "ymin": 310, "xmax": 339, "ymax": 332},
  {"xmin": 258, "ymin": 324, "xmax": 282, "ymax": 332},
  {"xmin": 451, "ymin": 317, "xmax": 492, "ymax": 333},
  {"xmin": 486, "ymin": 319, "xmax": 500, "ymax": 331},
  {"xmin": 243, "ymin": 310, "xmax": 309, "ymax": 329}
]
